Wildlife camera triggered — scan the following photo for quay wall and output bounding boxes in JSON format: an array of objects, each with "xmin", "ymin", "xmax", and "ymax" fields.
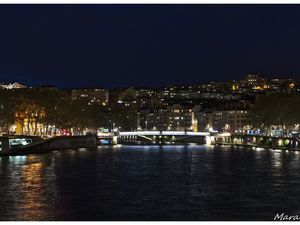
[
  {"xmin": 213, "ymin": 134, "xmax": 300, "ymax": 151},
  {"xmin": 2, "ymin": 135, "xmax": 97, "ymax": 156}
]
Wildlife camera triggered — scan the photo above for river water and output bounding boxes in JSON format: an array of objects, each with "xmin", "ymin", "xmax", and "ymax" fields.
[{"xmin": 0, "ymin": 145, "xmax": 300, "ymax": 221}]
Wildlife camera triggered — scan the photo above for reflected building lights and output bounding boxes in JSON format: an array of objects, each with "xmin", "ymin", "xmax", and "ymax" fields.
[{"xmin": 272, "ymin": 152, "xmax": 282, "ymax": 169}]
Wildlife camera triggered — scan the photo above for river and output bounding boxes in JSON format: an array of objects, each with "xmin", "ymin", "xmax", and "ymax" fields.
[{"xmin": 1, "ymin": 145, "xmax": 300, "ymax": 221}]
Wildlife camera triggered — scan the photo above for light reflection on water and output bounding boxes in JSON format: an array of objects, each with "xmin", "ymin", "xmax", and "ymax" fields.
[
  {"xmin": 19, "ymin": 162, "xmax": 44, "ymax": 220},
  {"xmin": 0, "ymin": 154, "xmax": 59, "ymax": 220},
  {"xmin": 1, "ymin": 145, "xmax": 300, "ymax": 221}
]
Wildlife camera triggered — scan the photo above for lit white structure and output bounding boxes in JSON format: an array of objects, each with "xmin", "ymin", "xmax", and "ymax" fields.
[
  {"xmin": 119, "ymin": 131, "xmax": 210, "ymax": 137},
  {"xmin": 0, "ymin": 82, "xmax": 27, "ymax": 89}
]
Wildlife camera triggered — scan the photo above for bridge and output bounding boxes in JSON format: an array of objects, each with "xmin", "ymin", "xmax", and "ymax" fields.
[{"xmin": 118, "ymin": 131, "xmax": 214, "ymax": 145}]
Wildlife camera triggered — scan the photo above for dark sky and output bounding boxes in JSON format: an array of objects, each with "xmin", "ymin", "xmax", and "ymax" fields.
[{"xmin": 0, "ymin": 4, "xmax": 300, "ymax": 89}]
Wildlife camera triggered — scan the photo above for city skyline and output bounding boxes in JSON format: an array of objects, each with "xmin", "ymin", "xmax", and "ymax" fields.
[
  {"xmin": 1, "ymin": 3, "xmax": 300, "ymax": 221},
  {"xmin": 1, "ymin": 5, "xmax": 300, "ymax": 88},
  {"xmin": 1, "ymin": 73, "xmax": 299, "ymax": 89}
]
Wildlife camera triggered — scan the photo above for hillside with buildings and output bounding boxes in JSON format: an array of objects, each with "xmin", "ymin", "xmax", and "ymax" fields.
[{"xmin": 0, "ymin": 74, "xmax": 299, "ymax": 137}]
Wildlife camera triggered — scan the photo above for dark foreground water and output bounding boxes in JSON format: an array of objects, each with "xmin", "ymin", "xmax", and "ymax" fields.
[{"xmin": 1, "ymin": 145, "xmax": 300, "ymax": 221}]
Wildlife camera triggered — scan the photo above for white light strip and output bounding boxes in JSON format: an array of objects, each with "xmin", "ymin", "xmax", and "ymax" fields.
[
  {"xmin": 186, "ymin": 132, "xmax": 210, "ymax": 136},
  {"xmin": 119, "ymin": 131, "xmax": 160, "ymax": 136},
  {"xmin": 161, "ymin": 131, "xmax": 185, "ymax": 135},
  {"xmin": 119, "ymin": 131, "xmax": 211, "ymax": 136}
]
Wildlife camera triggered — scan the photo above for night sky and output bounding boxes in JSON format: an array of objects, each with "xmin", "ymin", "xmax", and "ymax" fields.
[{"xmin": 0, "ymin": 4, "xmax": 300, "ymax": 89}]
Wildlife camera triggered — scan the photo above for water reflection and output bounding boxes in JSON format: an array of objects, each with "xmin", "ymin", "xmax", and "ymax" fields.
[
  {"xmin": 0, "ymin": 154, "xmax": 58, "ymax": 220},
  {"xmin": 1, "ymin": 146, "xmax": 300, "ymax": 221},
  {"xmin": 8, "ymin": 156, "xmax": 27, "ymax": 164},
  {"xmin": 272, "ymin": 151, "xmax": 282, "ymax": 169},
  {"xmin": 19, "ymin": 162, "xmax": 45, "ymax": 220}
]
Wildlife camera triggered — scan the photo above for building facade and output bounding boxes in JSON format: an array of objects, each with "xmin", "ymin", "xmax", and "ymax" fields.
[
  {"xmin": 197, "ymin": 110, "xmax": 249, "ymax": 132},
  {"xmin": 71, "ymin": 88, "xmax": 109, "ymax": 106},
  {"xmin": 139, "ymin": 104, "xmax": 199, "ymax": 131}
]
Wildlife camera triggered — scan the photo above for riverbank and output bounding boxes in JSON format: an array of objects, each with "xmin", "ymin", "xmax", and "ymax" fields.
[
  {"xmin": 213, "ymin": 141, "xmax": 300, "ymax": 151},
  {"xmin": 0, "ymin": 135, "xmax": 97, "ymax": 156},
  {"xmin": 213, "ymin": 133, "xmax": 300, "ymax": 152}
]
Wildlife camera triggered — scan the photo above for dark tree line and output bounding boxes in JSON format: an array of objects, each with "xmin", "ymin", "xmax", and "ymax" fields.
[
  {"xmin": 248, "ymin": 93, "xmax": 300, "ymax": 134},
  {"xmin": 0, "ymin": 88, "xmax": 137, "ymax": 135}
]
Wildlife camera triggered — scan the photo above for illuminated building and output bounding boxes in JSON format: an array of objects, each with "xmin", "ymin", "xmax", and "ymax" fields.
[
  {"xmin": 71, "ymin": 88, "xmax": 109, "ymax": 106},
  {"xmin": 269, "ymin": 78, "xmax": 299, "ymax": 93},
  {"xmin": 238, "ymin": 74, "xmax": 269, "ymax": 92},
  {"xmin": 231, "ymin": 82, "xmax": 239, "ymax": 91},
  {"xmin": 139, "ymin": 104, "xmax": 199, "ymax": 131},
  {"xmin": 245, "ymin": 74, "xmax": 263, "ymax": 85},
  {"xmin": 0, "ymin": 82, "xmax": 27, "ymax": 89},
  {"xmin": 197, "ymin": 110, "xmax": 249, "ymax": 132}
]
